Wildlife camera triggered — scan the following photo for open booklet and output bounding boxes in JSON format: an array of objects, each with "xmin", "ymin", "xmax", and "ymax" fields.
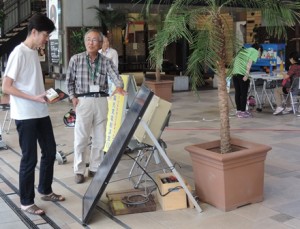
[{"xmin": 45, "ymin": 88, "xmax": 69, "ymax": 103}]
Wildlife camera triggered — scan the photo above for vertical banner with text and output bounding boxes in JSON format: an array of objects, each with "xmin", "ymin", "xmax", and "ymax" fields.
[
  {"xmin": 104, "ymin": 75, "xmax": 129, "ymax": 152},
  {"xmin": 48, "ymin": 0, "xmax": 60, "ymax": 65}
]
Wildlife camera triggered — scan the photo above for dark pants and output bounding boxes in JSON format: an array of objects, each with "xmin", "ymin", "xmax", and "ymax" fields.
[
  {"xmin": 15, "ymin": 116, "xmax": 56, "ymax": 206},
  {"xmin": 233, "ymin": 74, "xmax": 250, "ymax": 112}
]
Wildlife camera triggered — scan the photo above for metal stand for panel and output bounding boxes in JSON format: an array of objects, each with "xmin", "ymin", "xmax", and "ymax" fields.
[
  {"xmin": 0, "ymin": 132, "xmax": 7, "ymax": 150},
  {"xmin": 128, "ymin": 140, "xmax": 168, "ymax": 189},
  {"xmin": 140, "ymin": 120, "xmax": 202, "ymax": 213}
]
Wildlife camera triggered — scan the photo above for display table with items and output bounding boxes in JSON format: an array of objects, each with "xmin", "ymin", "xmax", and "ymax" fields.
[{"xmin": 249, "ymin": 71, "xmax": 284, "ymax": 111}]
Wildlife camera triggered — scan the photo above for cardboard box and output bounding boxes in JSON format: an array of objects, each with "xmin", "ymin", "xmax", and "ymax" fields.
[
  {"xmin": 156, "ymin": 172, "xmax": 187, "ymax": 211},
  {"xmin": 106, "ymin": 189, "xmax": 156, "ymax": 216},
  {"xmin": 134, "ymin": 95, "xmax": 171, "ymax": 146}
]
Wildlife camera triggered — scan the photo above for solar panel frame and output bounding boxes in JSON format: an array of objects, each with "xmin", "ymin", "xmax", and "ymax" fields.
[{"xmin": 82, "ymin": 85, "xmax": 154, "ymax": 225}]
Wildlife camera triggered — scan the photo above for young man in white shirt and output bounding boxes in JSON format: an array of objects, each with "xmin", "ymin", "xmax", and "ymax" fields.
[{"xmin": 2, "ymin": 13, "xmax": 65, "ymax": 216}]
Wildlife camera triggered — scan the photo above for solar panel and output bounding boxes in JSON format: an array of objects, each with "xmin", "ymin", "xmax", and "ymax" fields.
[{"xmin": 82, "ymin": 85, "xmax": 154, "ymax": 225}]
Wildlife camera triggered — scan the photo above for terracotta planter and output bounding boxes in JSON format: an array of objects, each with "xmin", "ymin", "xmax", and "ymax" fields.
[
  {"xmin": 185, "ymin": 138, "xmax": 272, "ymax": 211},
  {"xmin": 145, "ymin": 80, "xmax": 173, "ymax": 102}
]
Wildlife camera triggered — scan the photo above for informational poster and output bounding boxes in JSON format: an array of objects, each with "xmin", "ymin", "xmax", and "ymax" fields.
[
  {"xmin": 49, "ymin": 39, "xmax": 59, "ymax": 64},
  {"xmin": 104, "ymin": 75, "xmax": 138, "ymax": 152},
  {"xmin": 48, "ymin": 0, "xmax": 60, "ymax": 64},
  {"xmin": 104, "ymin": 75, "xmax": 128, "ymax": 152},
  {"xmin": 49, "ymin": 0, "xmax": 58, "ymax": 39}
]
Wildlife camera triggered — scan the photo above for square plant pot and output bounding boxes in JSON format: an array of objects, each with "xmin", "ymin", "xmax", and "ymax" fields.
[{"xmin": 185, "ymin": 138, "xmax": 272, "ymax": 211}]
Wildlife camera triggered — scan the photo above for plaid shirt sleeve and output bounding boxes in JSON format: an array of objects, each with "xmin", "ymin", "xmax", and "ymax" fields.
[
  {"xmin": 66, "ymin": 54, "xmax": 77, "ymax": 99},
  {"xmin": 105, "ymin": 58, "xmax": 123, "ymax": 88},
  {"xmin": 97, "ymin": 55, "xmax": 124, "ymax": 92},
  {"xmin": 287, "ymin": 64, "xmax": 300, "ymax": 79}
]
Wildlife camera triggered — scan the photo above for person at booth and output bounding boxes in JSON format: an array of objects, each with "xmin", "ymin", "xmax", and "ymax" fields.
[
  {"xmin": 99, "ymin": 35, "xmax": 119, "ymax": 68},
  {"xmin": 2, "ymin": 13, "xmax": 65, "ymax": 216},
  {"xmin": 273, "ymin": 51, "xmax": 300, "ymax": 115},
  {"xmin": 99, "ymin": 35, "xmax": 119, "ymax": 95},
  {"xmin": 231, "ymin": 43, "xmax": 263, "ymax": 118},
  {"xmin": 66, "ymin": 29, "xmax": 126, "ymax": 184}
]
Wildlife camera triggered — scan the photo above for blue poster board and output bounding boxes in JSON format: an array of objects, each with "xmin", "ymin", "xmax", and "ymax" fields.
[{"xmin": 244, "ymin": 43, "xmax": 285, "ymax": 73}]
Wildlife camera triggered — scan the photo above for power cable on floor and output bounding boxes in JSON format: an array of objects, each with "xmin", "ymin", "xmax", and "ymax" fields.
[{"xmin": 125, "ymin": 152, "xmax": 183, "ymax": 199}]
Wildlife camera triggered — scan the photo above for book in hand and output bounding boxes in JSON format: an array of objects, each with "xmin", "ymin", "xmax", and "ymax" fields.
[{"xmin": 45, "ymin": 88, "xmax": 69, "ymax": 103}]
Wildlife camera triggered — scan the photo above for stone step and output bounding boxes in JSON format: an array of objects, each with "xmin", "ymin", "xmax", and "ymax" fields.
[
  {"xmin": 0, "ymin": 38, "xmax": 10, "ymax": 42},
  {"xmin": 6, "ymin": 32, "xmax": 18, "ymax": 37},
  {"xmin": 13, "ymin": 27, "xmax": 26, "ymax": 32},
  {"xmin": 20, "ymin": 22, "xmax": 28, "ymax": 26}
]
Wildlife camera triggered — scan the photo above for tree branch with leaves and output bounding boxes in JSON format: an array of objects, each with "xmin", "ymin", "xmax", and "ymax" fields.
[{"xmin": 144, "ymin": 0, "xmax": 300, "ymax": 153}]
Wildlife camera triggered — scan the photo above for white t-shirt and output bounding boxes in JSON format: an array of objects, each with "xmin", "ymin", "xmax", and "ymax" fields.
[
  {"xmin": 3, "ymin": 43, "xmax": 48, "ymax": 120},
  {"xmin": 99, "ymin": 47, "xmax": 119, "ymax": 95},
  {"xmin": 99, "ymin": 47, "xmax": 119, "ymax": 69}
]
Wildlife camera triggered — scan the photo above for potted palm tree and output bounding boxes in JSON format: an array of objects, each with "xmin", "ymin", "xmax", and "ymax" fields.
[
  {"xmin": 141, "ymin": 7, "xmax": 175, "ymax": 101},
  {"xmin": 144, "ymin": 0, "xmax": 300, "ymax": 211},
  {"xmin": 88, "ymin": 5, "xmax": 135, "ymax": 52}
]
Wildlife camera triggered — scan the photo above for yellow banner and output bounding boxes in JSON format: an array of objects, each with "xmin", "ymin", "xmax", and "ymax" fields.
[{"xmin": 104, "ymin": 75, "xmax": 129, "ymax": 152}]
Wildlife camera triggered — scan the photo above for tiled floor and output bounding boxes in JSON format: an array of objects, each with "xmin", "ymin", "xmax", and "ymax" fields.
[{"xmin": 1, "ymin": 78, "xmax": 300, "ymax": 228}]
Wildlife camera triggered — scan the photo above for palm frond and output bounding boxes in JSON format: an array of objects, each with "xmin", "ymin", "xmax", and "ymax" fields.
[
  {"xmin": 88, "ymin": 6, "xmax": 135, "ymax": 29},
  {"xmin": 148, "ymin": 7, "xmax": 192, "ymax": 69},
  {"xmin": 144, "ymin": 0, "xmax": 300, "ymax": 153},
  {"xmin": 188, "ymin": 16, "xmax": 219, "ymax": 77},
  {"xmin": 260, "ymin": 1, "xmax": 300, "ymax": 38}
]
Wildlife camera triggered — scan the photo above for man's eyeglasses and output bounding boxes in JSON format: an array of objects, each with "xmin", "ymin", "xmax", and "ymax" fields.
[{"xmin": 85, "ymin": 38, "xmax": 102, "ymax": 44}]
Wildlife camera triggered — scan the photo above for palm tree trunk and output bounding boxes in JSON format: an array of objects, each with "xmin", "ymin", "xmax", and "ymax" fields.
[
  {"xmin": 215, "ymin": 15, "xmax": 231, "ymax": 153},
  {"xmin": 217, "ymin": 65, "xmax": 231, "ymax": 153},
  {"xmin": 155, "ymin": 67, "xmax": 161, "ymax": 81}
]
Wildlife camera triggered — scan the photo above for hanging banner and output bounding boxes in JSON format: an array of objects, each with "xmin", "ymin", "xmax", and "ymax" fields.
[
  {"xmin": 49, "ymin": 0, "xmax": 58, "ymax": 39},
  {"xmin": 48, "ymin": 0, "xmax": 60, "ymax": 64},
  {"xmin": 104, "ymin": 75, "xmax": 138, "ymax": 152},
  {"xmin": 104, "ymin": 75, "xmax": 129, "ymax": 152}
]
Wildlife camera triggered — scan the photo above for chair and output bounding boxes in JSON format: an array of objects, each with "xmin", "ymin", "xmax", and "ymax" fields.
[
  {"xmin": 0, "ymin": 97, "xmax": 10, "ymax": 150},
  {"xmin": 1, "ymin": 104, "xmax": 12, "ymax": 134},
  {"xmin": 248, "ymin": 77, "xmax": 264, "ymax": 111},
  {"xmin": 283, "ymin": 77, "xmax": 300, "ymax": 114},
  {"xmin": 128, "ymin": 110, "xmax": 171, "ymax": 189},
  {"xmin": 260, "ymin": 78, "xmax": 278, "ymax": 111},
  {"xmin": 0, "ymin": 95, "xmax": 12, "ymax": 134}
]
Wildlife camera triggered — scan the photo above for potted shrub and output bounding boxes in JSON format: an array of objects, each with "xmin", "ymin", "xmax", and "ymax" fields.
[
  {"xmin": 88, "ymin": 5, "xmax": 135, "ymax": 51},
  {"xmin": 70, "ymin": 27, "xmax": 87, "ymax": 55},
  {"xmin": 141, "ymin": 5, "xmax": 175, "ymax": 101},
  {"xmin": 144, "ymin": 0, "xmax": 300, "ymax": 211}
]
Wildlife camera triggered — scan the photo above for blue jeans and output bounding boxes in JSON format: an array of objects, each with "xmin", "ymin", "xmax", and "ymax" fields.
[{"xmin": 15, "ymin": 116, "xmax": 56, "ymax": 206}]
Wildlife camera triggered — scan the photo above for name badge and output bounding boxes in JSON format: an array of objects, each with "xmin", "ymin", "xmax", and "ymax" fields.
[{"xmin": 89, "ymin": 85, "xmax": 99, "ymax": 93}]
